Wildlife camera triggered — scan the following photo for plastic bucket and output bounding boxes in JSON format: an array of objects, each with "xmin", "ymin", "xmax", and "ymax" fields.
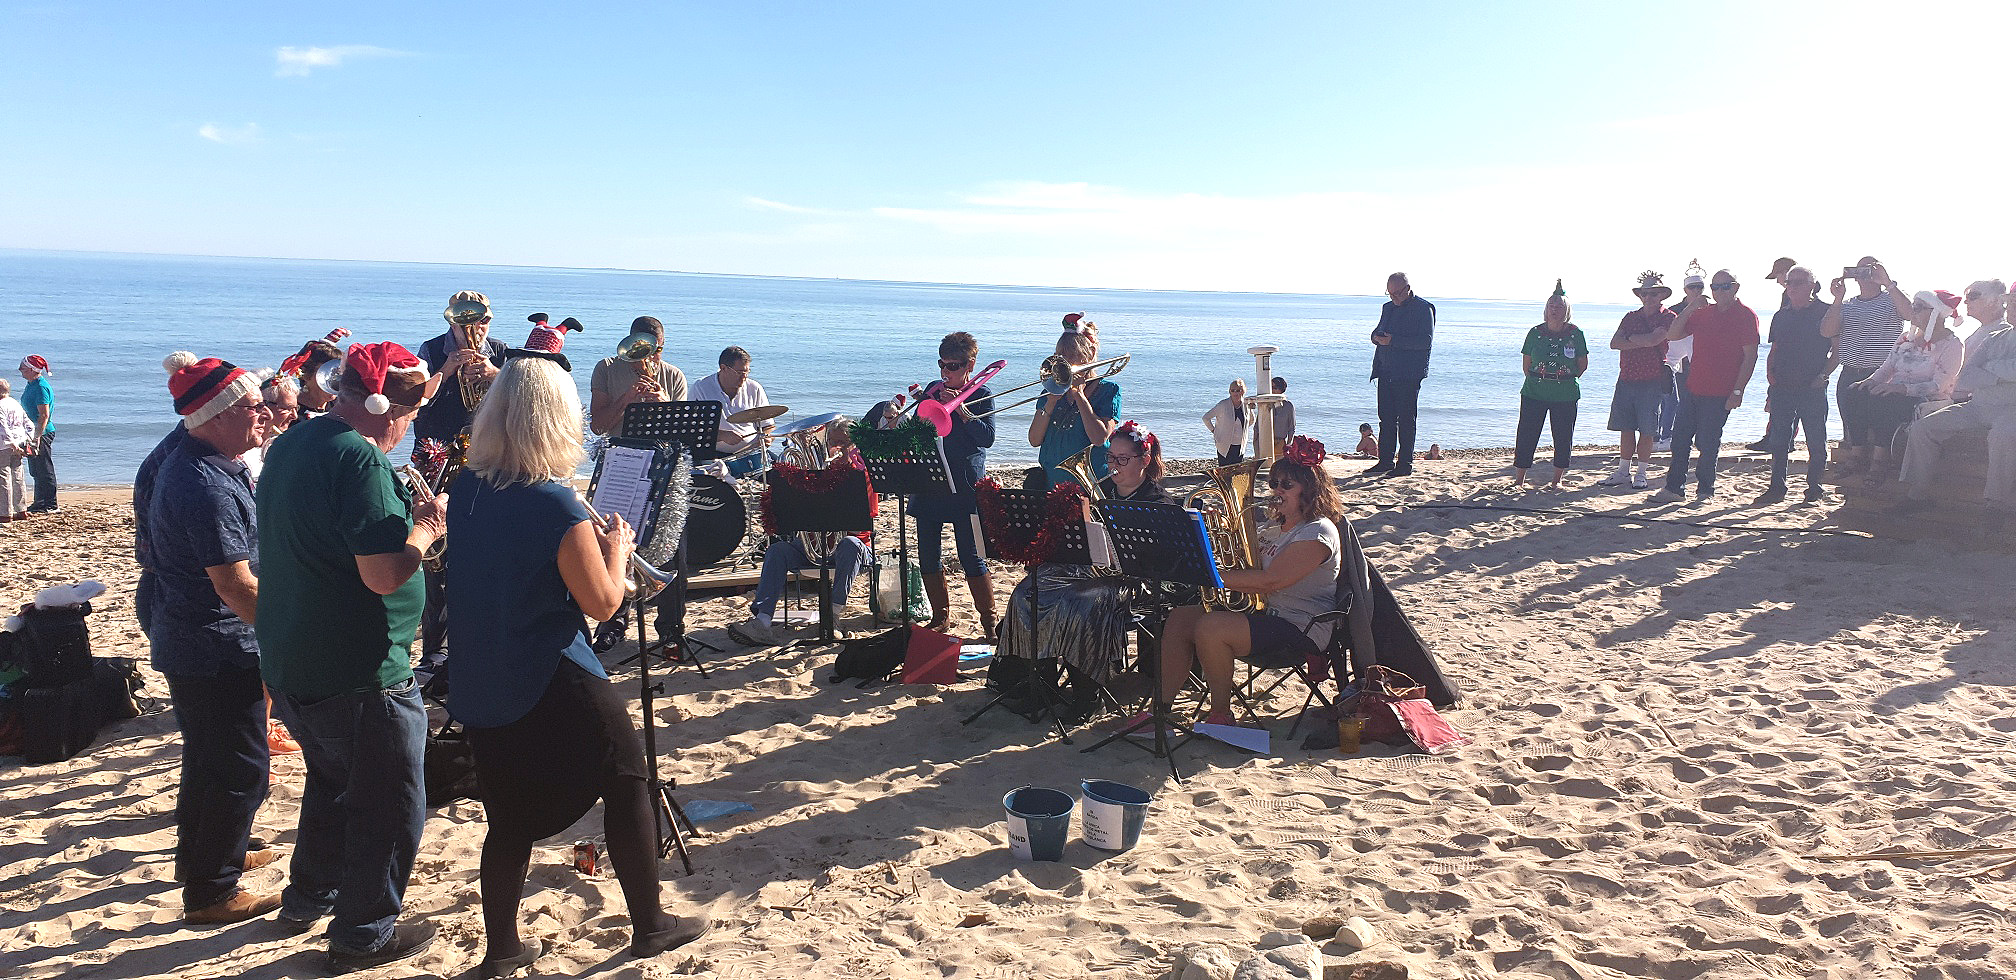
[
  {"xmin": 1003, "ymin": 786, "xmax": 1075, "ymax": 861},
  {"xmin": 1079, "ymin": 779, "xmax": 1152, "ymax": 851}
]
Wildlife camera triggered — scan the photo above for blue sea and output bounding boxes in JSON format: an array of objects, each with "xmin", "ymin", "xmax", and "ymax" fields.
[{"xmin": 2, "ymin": 249, "xmax": 1784, "ymax": 485}]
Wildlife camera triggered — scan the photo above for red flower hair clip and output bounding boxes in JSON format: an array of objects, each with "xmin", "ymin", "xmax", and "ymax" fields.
[
  {"xmin": 1114, "ymin": 419, "xmax": 1156, "ymax": 450},
  {"xmin": 1282, "ymin": 435, "xmax": 1326, "ymax": 467}
]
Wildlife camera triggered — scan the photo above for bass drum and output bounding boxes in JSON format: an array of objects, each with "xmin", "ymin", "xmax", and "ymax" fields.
[{"xmin": 684, "ymin": 473, "xmax": 750, "ymax": 569}]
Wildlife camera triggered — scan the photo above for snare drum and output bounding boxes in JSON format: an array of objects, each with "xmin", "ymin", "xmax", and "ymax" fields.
[{"xmin": 685, "ymin": 473, "xmax": 751, "ymax": 569}]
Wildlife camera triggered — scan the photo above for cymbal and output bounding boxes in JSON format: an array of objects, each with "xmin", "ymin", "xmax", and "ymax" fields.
[
  {"xmin": 727, "ymin": 404, "xmax": 790, "ymax": 425},
  {"xmin": 774, "ymin": 411, "xmax": 846, "ymax": 437}
]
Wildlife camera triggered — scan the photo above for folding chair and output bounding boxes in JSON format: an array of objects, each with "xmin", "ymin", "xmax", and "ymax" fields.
[{"xmin": 1234, "ymin": 580, "xmax": 1353, "ymax": 736}]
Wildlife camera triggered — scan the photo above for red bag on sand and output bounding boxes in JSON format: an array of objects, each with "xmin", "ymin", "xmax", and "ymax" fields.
[
  {"xmin": 902, "ymin": 626, "xmax": 960, "ymax": 684},
  {"xmin": 1352, "ymin": 665, "xmax": 1426, "ymax": 747},
  {"xmin": 1392, "ymin": 700, "xmax": 1470, "ymax": 755}
]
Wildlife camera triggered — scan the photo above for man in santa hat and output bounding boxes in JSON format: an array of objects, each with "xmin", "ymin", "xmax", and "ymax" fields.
[
  {"xmin": 148, "ymin": 353, "xmax": 281, "ymax": 925},
  {"xmin": 255, "ymin": 341, "xmax": 446, "ymax": 972}
]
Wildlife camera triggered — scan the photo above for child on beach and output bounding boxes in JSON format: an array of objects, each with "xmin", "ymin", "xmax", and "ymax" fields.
[{"xmin": 1352, "ymin": 423, "xmax": 1377, "ymax": 457}]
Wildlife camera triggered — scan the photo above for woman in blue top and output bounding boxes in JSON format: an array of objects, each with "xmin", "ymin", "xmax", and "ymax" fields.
[
  {"xmin": 910, "ymin": 331, "xmax": 998, "ymax": 639},
  {"xmin": 1028, "ymin": 314, "xmax": 1121, "ymax": 489},
  {"xmin": 445, "ymin": 348, "xmax": 706, "ymax": 975}
]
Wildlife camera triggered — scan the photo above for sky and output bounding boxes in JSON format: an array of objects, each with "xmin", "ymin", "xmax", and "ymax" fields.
[{"xmin": 3, "ymin": 0, "xmax": 2011, "ymax": 300}]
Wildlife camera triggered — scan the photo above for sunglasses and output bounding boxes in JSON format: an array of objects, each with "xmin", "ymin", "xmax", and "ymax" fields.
[
  {"xmin": 1267, "ymin": 478, "xmax": 1297, "ymax": 491},
  {"xmin": 1107, "ymin": 452, "xmax": 1141, "ymax": 464},
  {"xmin": 1966, "ymin": 292, "xmax": 1987, "ymax": 301},
  {"xmin": 938, "ymin": 359, "xmax": 971, "ymax": 370},
  {"xmin": 1710, "ymin": 282, "xmax": 1738, "ymax": 291}
]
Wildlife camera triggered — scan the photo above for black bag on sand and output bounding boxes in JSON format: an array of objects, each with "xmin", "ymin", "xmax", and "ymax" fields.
[
  {"xmin": 424, "ymin": 724, "xmax": 481, "ymax": 808},
  {"xmin": 828, "ymin": 626, "xmax": 908, "ymax": 688},
  {"xmin": 7, "ymin": 603, "xmax": 94, "ymax": 689},
  {"xmin": 21, "ymin": 676, "xmax": 101, "ymax": 764},
  {"xmin": 92, "ymin": 657, "xmax": 144, "ymax": 722}
]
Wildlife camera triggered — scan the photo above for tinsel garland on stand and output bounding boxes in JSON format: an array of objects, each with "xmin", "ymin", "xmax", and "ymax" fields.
[
  {"xmin": 975, "ymin": 478, "xmax": 1089, "ymax": 566},
  {"xmin": 758, "ymin": 462, "xmax": 866, "ymax": 538}
]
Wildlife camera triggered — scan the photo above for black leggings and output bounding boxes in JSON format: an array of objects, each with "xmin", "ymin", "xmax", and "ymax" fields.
[
  {"xmin": 1514, "ymin": 396, "xmax": 1577, "ymax": 471},
  {"xmin": 480, "ymin": 776, "xmax": 665, "ymax": 957}
]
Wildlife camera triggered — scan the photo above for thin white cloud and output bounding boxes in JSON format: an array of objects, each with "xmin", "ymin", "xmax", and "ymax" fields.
[
  {"xmin": 743, "ymin": 196, "xmax": 833, "ymax": 216},
  {"xmin": 197, "ymin": 122, "xmax": 261, "ymax": 145},
  {"xmin": 275, "ymin": 45, "xmax": 406, "ymax": 77}
]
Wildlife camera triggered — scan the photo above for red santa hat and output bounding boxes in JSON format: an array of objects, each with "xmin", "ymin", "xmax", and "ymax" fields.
[
  {"xmin": 507, "ymin": 316, "xmax": 580, "ymax": 372},
  {"xmin": 340, "ymin": 341, "xmax": 440, "ymax": 415},
  {"xmin": 20, "ymin": 355, "xmax": 50, "ymax": 377},
  {"xmin": 166, "ymin": 352, "xmax": 260, "ymax": 430}
]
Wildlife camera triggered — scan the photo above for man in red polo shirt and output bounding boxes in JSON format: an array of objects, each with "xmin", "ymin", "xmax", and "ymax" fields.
[{"xmin": 1654, "ymin": 268, "xmax": 1759, "ymax": 502}]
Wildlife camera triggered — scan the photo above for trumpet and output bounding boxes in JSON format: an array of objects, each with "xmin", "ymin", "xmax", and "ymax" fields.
[
  {"xmin": 969, "ymin": 353, "xmax": 1130, "ymax": 421},
  {"xmin": 616, "ymin": 329, "xmax": 664, "ymax": 400},
  {"xmin": 580, "ymin": 495, "xmax": 679, "ymax": 601},
  {"xmin": 398, "ymin": 465, "xmax": 451, "ymax": 573}
]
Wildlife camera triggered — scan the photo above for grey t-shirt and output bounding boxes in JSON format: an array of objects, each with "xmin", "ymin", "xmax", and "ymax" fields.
[{"xmin": 1261, "ymin": 517, "xmax": 1341, "ymax": 648}]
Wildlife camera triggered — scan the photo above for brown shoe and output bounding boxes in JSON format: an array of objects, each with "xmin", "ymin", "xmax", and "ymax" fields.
[
  {"xmin": 243, "ymin": 849, "xmax": 281, "ymax": 872},
  {"xmin": 185, "ymin": 888, "xmax": 282, "ymax": 925}
]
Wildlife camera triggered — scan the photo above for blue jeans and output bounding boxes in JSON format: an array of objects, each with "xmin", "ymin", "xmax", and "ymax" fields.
[
  {"xmin": 1765, "ymin": 385, "xmax": 1829, "ymax": 489},
  {"xmin": 1375, "ymin": 376, "xmax": 1423, "ymax": 469},
  {"xmin": 1664, "ymin": 392, "xmax": 1733, "ymax": 497},
  {"xmin": 754, "ymin": 534, "xmax": 870, "ymax": 618},
  {"xmin": 271, "ymin": 678, "xmax": 428, "ymax": 954},
  {"xmin": 917, "ymin": 511, "xmax": 987, "ymax": 578},
  {"xmin": 165, "ymin": 663, "xmax": 270, "ymax": 911},
  {"xmin": 27, "ymin": 432, "xmax": 56, "ymax": 510},
  {"xmin": 1656, "ymin": 365, "xmax": 1681, "ymax": 442}
]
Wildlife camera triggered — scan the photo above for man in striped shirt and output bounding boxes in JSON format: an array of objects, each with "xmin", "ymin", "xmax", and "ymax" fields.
[{"xmin": 1822, "ymin": 257, "xmax": 1912, "ymax": 478}]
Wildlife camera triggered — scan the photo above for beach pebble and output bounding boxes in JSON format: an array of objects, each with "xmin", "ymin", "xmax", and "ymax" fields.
[
  {"xmin": 1329, "ymin": 916, "xmax": 1381, "ymax": 951},
  {"xmin": 1300, "ymin": 915, "xmax": 1346, "ymax": 939},
  {"xmin": 1235, "ymin": 942, "xmax": 1321, "ymax": 980},
  {"xmin": 1175, "ymin": 944, "xmax": 1240, "ymax": 980},
  {"xmin": 1257, "ymin": 931, "xmax": 1312, "ymax": 950}
]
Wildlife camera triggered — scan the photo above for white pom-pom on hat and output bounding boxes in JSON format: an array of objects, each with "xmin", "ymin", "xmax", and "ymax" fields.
[
  {"xmin": 163, "ymin": 351, "xmax": 198, "ymax": 374},
  {"xmin": 365, "ymin": 393, "xmax": 391, "ymax": 415}
]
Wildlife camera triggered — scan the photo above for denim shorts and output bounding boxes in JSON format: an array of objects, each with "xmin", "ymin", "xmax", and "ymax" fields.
[{"xmin": 1608, "ymin": 380, "xmax": 1664, "ymax": 433}]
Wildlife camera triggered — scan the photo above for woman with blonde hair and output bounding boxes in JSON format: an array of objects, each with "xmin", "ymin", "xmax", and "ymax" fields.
[
  {"xmin": 445, "ymin": 336, "xmax": 706, "ymax": 975},
  {"xmin": 1028, "ymin": 313, "xmax": 1121, "ymax": 488},
  {"xmin": 1202, "ymin": 379, "xmax": 1251, "ymax": 467}
]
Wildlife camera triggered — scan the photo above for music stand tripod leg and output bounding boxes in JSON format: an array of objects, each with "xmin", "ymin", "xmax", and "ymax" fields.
[
  {"xmin": 1078, "ymin": 616, "xmax": 1186, "ymax": 781},
  {"xmin": 631, "ymin": 590, "xmax": 698, "ymax": 875}
]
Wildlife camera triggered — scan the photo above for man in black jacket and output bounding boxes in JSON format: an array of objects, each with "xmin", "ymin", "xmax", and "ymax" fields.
[{"xmin": 1367, "ymin": 272, "xmax": 1435, "ymax": 477}]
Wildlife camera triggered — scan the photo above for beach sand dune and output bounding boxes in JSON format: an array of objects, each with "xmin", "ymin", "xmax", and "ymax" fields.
[{"xmin": 3, "ymin": 448, "xmax": 2013, "ymax": 979}]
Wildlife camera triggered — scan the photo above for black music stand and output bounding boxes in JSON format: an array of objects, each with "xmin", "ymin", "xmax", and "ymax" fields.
[
  {"xmin": 585, "ymin": 439, "xmax": 700, "ymax": 873},
  {"xmin": 615, "ymin": 401, "xmax": 724, "ymax": 673},
  {"xmin": 859, "ymin": 450, "xmax": 953, "ymax": 634},
  {"xmin": 964, "ymin": 488, "xmax": 1095, "ymax": 743},
  {"xmin": 1077, "ymin": 500, "xmax": 1222, "ymax": 779},
  {"xmin": 765, "ymin": 466, "xmax": 875, "ymax": 644}
]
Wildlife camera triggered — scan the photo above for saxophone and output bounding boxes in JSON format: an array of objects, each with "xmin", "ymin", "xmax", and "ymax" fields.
[{"xmin": 1183, "ymin": 459, "xmax": 1267, "ymax": 612}]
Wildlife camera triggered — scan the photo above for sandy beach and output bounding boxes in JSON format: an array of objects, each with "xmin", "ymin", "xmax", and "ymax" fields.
[{"xmin": 3, "ymin": 446, "xmax": 2013, "ymax": 980}]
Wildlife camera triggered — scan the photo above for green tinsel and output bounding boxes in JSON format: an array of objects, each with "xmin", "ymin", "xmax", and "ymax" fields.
[{"xmin": 851, "ymin": 416, "xmax": 940, "ymax": 461}]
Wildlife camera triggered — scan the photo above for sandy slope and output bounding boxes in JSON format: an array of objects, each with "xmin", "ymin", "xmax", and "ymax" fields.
[{"xmin": 3, "ymin": 447, "xmax": 2013, "ymax": 980}]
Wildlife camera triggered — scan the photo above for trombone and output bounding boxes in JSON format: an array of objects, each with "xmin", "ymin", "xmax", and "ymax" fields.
[{"xmin": 969, "ymin": 353, "xmax": 1130, "ymax": 421}]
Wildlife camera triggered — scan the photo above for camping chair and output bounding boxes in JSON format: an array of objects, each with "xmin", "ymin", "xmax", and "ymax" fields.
[{"xmin": 1228, "ymin": 513, "xmax": 1381, "ymax": 734}]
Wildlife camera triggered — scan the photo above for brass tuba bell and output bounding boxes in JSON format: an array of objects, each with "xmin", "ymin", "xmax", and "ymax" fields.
[{"xmin": 1183, "ymin": 459, "xmax": 1267, "ymax": 613}]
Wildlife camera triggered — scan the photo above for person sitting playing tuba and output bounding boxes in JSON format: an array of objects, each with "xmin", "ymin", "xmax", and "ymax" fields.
[{"xmin": 1142, "ymin": 435, "xmax": 1344, "ymax": 729}]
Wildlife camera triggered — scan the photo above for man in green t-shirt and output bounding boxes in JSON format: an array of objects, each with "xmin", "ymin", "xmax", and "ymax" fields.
[{"xmin": 256, "ymin": 341, "xmax": 447, "ymax": 972}]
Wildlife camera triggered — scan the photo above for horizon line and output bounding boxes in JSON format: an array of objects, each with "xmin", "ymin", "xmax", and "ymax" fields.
[{"xmin": 0, "ymin": 245, "xmax": 1549, "ymax": 307}]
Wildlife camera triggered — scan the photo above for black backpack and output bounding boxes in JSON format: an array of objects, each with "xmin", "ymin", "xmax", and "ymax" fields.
[
  {"xmin": 3, "ymin": 603, "xmax": 94, "ymax": 689},
  {"xmin": 827, "ymin": 626, "xmax": 908, "ymax": 688}
]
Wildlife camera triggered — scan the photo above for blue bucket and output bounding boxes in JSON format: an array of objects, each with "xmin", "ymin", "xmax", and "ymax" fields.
[
  {"xmin": 1079, "ymin": 779, "xmax": 1152, "ymax": 851},
  {"xmin": 1003, "ymin": 786, "xmax": 1075, "ymax": 861}
]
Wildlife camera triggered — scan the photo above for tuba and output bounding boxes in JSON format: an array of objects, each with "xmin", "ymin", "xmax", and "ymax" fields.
[
  {"xmin": 1054, "ymin": 444, "xmax": 1105, "ymax": 501},
  {"xmin": 1183, "ymin": 459, "xmax": 1267, "ymax": 613},
  {"xmin": 777, "ymin": 420, "xmax": 838, "ymax": 563}
]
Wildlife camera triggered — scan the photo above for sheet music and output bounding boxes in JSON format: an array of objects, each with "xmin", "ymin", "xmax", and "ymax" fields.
[
  {"xmin": 591, "ymin": 445, "xmax": 656, "ymax": 533},
  {"xmin": 1086, "ymin": 520, "xmax": 1115, "ymax": 569}
]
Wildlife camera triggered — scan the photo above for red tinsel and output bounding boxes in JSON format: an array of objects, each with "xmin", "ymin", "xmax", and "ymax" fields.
[
  {"xmin": 975, "ymin": 478, "xmax": 1089, "ymax": 566},
  {"xmin": 758, "ymin": 462, "xmax": 872, "ymax": 537}
]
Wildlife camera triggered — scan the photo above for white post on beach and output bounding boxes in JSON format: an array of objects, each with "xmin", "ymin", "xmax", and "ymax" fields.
[{"xmin": 1247, "ymin": 345, "xmax": 1282, "ymax": 461}]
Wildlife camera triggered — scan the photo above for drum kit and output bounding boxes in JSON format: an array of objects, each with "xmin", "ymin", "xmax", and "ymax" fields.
[{"xmin": 683, "ymin": 404, "xmax": 850, "ymax": 570}]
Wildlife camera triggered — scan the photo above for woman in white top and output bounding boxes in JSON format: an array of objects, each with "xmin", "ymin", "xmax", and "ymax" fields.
[
  {"xmin": 0, "ymin": 379, "xmax": 33, "ymax": 520},
  {"xmin": 1202, "ymin": 379, "xmax": 1252, "ymax": 466},
  {"xmin": 1149, "ymin": 436, "xmax": 1344, "ymax": 727},
  {"xmin": 1853, "ymin": 290, "xmax": 1966, "ymax": 486}
]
